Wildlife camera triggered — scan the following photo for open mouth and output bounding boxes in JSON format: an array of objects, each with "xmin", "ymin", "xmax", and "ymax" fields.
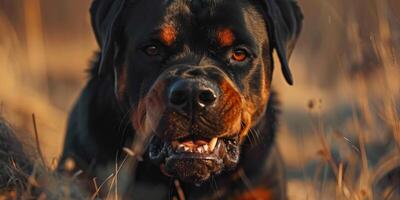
[{"xmin": 149, "ymin": 134, "xmax": 240, "ymax": 183}]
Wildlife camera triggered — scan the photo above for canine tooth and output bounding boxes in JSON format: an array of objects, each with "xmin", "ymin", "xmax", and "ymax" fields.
[
  {"xmin": 177, "ymin": 145, "xmax": 185, "ymax": 152},
  {"xmin": 209, "ymin": 137, "xmax": 218, "ymax": 151},
  {"xmin": 197, "ymin": 147, "xmax": 204, "ymax": 153}
]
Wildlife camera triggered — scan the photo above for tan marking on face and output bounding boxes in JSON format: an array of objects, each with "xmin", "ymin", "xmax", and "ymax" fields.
[
  {"xmin": 251, "ymin": 64, "xmax": 271, "ymax": 120},
  {"xmin": 238, "ymin": 60, "xmax": 272, "ymax": 141},
  {"xmin": 132, "ymin": 80, "xmax": 167, "ymax": 135},
  {"xmin": 218, "ymin": 78, "xmax": 242, "ymax": 136},
  {"xmin": 160, "ymin": 24, "xmax": 177, "ymax": 46},
  {"xmin": 217, "ymin": 28, "xmax": 235, "ymax": 47}
]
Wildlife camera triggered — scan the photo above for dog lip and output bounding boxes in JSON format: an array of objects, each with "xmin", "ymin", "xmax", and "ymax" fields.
[
  {"xmin": 149, "ymin": 134, "xmax": 239, "ymax": 164},
  {"xmin": 167, "ymin": 153, "xmax": 222, "ymax": 161},
  {"xmin": 149, "ymin": 136, "xmax": 168, "ymax": 163},
  {"xmin": 149, "ymin": 133, "xmax": 241, "ymax": 183}
]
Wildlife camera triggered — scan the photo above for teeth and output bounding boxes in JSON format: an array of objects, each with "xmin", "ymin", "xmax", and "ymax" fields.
[
  {"xmin": 184, "ymin": 146, "xmax": 190, "ymax": 152},
  {"xmin": 197, "ymin": 146, "xmax": 204, "ymax": 153},
  {"xmin": 209, "ymin": 137, "xmax": 218, "ymax": 152},
  {"xmin": 203, "ymin": 145, "xmax": 209, "ymax": 152},
  {"xmin": 176, "ymin": 144, "xmax": 185, "ymax": 153},
  {"xmin": 173, "ymin": 138, "xmax": 218, "ymax": 153}
]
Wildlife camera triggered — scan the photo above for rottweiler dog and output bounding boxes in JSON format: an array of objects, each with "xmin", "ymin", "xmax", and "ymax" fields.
[{"xmin": 59, "ymin": 0, "xmax": 303, "ymax": 199}]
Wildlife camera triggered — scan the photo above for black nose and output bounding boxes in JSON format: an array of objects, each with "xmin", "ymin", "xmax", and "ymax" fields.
[{"xmin": 168, "ymin": 79, "xmax": 218, "ymax": 110}]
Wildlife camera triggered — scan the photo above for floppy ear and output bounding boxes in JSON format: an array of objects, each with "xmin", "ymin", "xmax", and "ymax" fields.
[
  {"xmin": 261, "ymin": 0, "xmax": 303, "ymax": 85},
  {"xmin": 90, "ymin": 0, "xmax": 127, "ymax": 75}
]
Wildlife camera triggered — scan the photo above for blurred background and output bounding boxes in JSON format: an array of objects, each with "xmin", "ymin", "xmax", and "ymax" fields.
[{"xmin": 0, "ymin": 0, "xmax": 399, "ymax": 199}]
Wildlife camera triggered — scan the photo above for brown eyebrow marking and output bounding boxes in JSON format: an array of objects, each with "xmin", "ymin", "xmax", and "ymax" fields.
[
  {"xmin": 160, "ymin": 24, "xmax": 177, "ymax": 46},
  {"xmin": 217, "ymin": 28, "xmax": 235, "ymax": 47}
]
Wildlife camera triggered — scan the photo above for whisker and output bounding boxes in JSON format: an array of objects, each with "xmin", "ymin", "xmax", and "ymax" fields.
[
  {"xmin": 252, "ymin": 127, "xmax": 262, "ymax": 144},
  {"xmin": 118, "ymin": 104, "xmax": 136, "ymax": 133}
]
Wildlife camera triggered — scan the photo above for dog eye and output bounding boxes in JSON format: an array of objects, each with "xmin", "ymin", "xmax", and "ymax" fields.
[
  {"xmin": 231, "ymin": 48, "xmax": 248, "ymax": 62},
  {"xmin": 143, "ymin": 45, "xmax": 159, "ymax": 56}
]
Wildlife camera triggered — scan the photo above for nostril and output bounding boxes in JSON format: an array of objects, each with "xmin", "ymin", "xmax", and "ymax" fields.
[
  {"xmin": 169, "ymin": 90, "xmax": 188, "ymax": 107},
  {"xmin": 198, "ymin": 89, "xmax": 217, "ymax": 107}
]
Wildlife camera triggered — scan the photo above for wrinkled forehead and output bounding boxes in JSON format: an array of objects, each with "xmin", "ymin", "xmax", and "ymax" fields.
[{"xmin": 124, "ymin": 0, "xmax": 267, "ymax": 45}]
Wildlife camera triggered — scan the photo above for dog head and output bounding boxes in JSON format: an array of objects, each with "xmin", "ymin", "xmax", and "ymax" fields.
[{"xmin": 91, "ymin": 0, "xmax": 302, "ymax": 183}]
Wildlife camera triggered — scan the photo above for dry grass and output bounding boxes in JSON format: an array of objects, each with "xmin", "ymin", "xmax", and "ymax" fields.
[
  {"xmin": 0, "ymin": 117, "xmax": 90, "ymax": 200},
  {"xmin": 0, "ymin": 0, "xmax": 399, "ymax": 199},
  {"xmin": 0, "ymin": 117, "xmax": 32, "ymax": 198}
]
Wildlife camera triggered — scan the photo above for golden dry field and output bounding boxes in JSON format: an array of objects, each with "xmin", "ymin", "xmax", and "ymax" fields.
[{"xmin": 0, "ymin": 0, "xmax": 399, "ymax": 199}]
